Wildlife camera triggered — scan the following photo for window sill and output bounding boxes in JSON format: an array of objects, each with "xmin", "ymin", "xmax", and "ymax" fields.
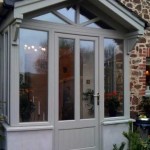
[
  {"xmin": 102, "ymin": 118, "xmax": 135, "ymax": 125},
  {"xmin": 3, "ymin": 123, "xmax": 54, "ymax": 132}
]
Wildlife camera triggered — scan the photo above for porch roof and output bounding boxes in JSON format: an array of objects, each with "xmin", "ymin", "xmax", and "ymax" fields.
[
  {"xmin": 0, "ymin": 0, "xmax": 148, "ymax": 52},
  {"xmin": 0, "ymin": 0, "xmax": 148, "ymax": 31}
]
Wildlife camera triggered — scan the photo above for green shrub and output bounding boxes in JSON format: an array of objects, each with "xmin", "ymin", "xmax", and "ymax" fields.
[
  {"xmin": 113, "ymin": 142, "xmax": 126, "ymax": 150},
  {"xmin": 112, "ymin": 122, "xmax": 150, "ymax": 150}
]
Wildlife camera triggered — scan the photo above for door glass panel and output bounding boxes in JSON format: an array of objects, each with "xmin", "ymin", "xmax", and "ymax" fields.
[
  {"xmin": 80, "ymin": 40, "xmax": 95, "ymax": 119},
  {"xmin": 59, "ymin": 38, "xmax": 75, "ymax": 120},
  {"xmin": 19, "ymin": 29, "xmax": 48, "ymax": 122},
  {"xmin": 104, "ymin": 39, "xmax": 124, "ymax": 117},
  {"xmin": 33, "ymin": 13, "xmax": 67, "ymax": 24}
]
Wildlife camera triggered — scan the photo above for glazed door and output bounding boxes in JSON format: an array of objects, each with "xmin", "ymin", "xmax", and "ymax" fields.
[{"xmin": 55, "ymin": 33, "xmax": 100, "ymax": 150}]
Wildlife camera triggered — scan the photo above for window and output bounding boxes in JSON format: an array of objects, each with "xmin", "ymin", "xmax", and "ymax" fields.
[
  {"xmin": 58, "ymin": 7, "xmax": 76, "ymax": 22},
  {"xmin": 1, "ymin": 30, "xmax": 10, "ymax": 123},
  {"xmin": 4, "ymin": 32, "xmax": 9, "ymax": 118},
  {"xmin": 0, "ymin": 34, "xmax": 3, "ymax": 115},
  {"xmin": 59, "ymin": 38, "xmax": 75, "ymax": 120},
  {"xmin": 33, "ymin": 13, "xmax": 67, "ymax": 24},
  {"xmin": 80, "ymin": 40, "xmax": 95, "ymax": 119},
  {"xmin": 32, "ymin": 4, "xmax": 114, "ymax": 30},
  {"xmin": 19, "ymin": 28, "xmax": 48, "ymax": 122},
  {"xmin": 104, "ymin": 39, "xmax": 124, "ymax": 117}
]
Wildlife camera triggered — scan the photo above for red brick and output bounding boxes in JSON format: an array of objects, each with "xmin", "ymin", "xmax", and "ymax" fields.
[
  {"xmin": 139, "ymin": 77, "xmax": 146, "ymax": 80},
  {"xmin": 139, "ymin": 79, "xmax": 146, "ymax": 82}
]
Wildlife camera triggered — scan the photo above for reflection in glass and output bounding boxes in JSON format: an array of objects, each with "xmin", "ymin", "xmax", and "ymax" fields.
[
  {"xmin": 4, "ymin": 32, "xmax": 9, "ymax": 118},
  {"xmin": 33, "ymin": 13, "xmax": 67, "ymax": 24},
  {"xmin": 31, "ymin": 5, "xmax": 114, "ymax": 30},
  {"xmin": 59, "ymin": 38, "xmax": 75, "ymax": 120},
  {"xmin": 19, "ymin": 29, "xmax": 48, "ymax": 122},
  {"xmin": 104, "ymin": 39, "xmax": 124, "ymax": 117},
  {"xmin": 80, "ymin": 40, "xmax": 95, "ymax": 119}
]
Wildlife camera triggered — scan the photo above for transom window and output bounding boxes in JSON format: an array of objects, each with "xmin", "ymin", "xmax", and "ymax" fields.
[{"xmin": 32, "ymin": 3, "xmax": 114, "ymax": 30}]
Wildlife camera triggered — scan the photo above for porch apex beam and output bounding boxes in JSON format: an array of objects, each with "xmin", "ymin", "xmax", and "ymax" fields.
[
  {"xmin": 52, "ymin": 11, "xmax": 75, "ymax": 25},
  {"xmin": 80, "ymin": 17, "xmax": 100, "ymax": 27}
]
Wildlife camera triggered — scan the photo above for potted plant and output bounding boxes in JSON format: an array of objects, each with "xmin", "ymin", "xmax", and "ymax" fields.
[
  {"xmin": 20, "ymin": 74, "xmax": 35, "ymax": 122},
  {"xmin": 20, "ymin": 93, "xmax": 35, "ymax": 122},
  {"xmin": 105, "ymin": 91, "xmax": 120, "ymax": 117}
]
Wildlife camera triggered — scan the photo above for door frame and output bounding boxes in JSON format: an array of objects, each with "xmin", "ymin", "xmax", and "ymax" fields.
[{"xmin": 54, "ymin": 32, "xmax": 101, "ymax": 150}]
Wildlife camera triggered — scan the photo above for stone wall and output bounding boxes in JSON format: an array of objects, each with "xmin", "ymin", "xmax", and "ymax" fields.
[{"xmin": 119, "ymin": 0, "xmax": 150, "ymax": 117}]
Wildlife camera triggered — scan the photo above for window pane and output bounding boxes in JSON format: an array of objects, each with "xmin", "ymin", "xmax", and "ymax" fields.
[
  {"xmin": 19, "ymin": 29, "xmax": 48, "ymax": 122},
  {"xmin": 80, "ymin": 6, "xmax": 114, "ymax": 29},
  {"xmin": 80, "ymin": 14, "xmax": 89, "ymax": 23},
  {"xmin": 86, "ymin": 23, "xmax": 101, "ymax": 29},
  {"xmin": 3, "ymin": 32, "xmax": 9, "ymax": 121},
  {"xmin": 0, "ymin": 34, "xmax": 3, "ymax": 115},
  {"xmin": 59, "ymin": 38, "xmax": 75, "ymax": 120},
  {"xmin": 80, "ymin": 6, "xmax": 96, "ymax": 23},
  {"xmin": 33, "ymin": 13, "xmax": 67, "ymax": 24},
  {"xmin": 80, "ymin": 40, "xmax": 95, "ymax": 119},
  {"xmin": 58, "ymin": 7, "xmax": 75, "ymax": 22},
  {"xmin": 104, "ymin": 39, "xmax": 124, "ymax": 117}
]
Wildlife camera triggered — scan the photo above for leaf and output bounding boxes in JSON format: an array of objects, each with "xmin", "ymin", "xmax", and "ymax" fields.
[{"xmin": 112, "ymin": 142, "xmax": 125, "ymax": 150}]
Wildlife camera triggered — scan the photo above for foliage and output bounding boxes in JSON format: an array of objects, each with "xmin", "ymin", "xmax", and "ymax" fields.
[
  {"xmin": 20, "ymin": 74, "xmax": 35, "ymax": 122},
  {"xmin": 20, "ymin": 93, "xmax": 35, "ymax": 122},
  {"xmin": 105, "ymin": 91, "xmax": 120, "ymax": 117},
  {"xmin": 112, "ymin": 122, "xmax": 150, "ymax": 150},
  {"xmin": 122, "ymin": 130, "xmax": 150, "ymax": 150},
  {"xmin": 113, "ymin": 142, "xmax": 126, "ymax": 150},
  {"xmin": 35, "ymin": 41, "xmax": 48, "ymax": 73},
  {"xmin": 123, "ymin": 130, "xmax": 143, "ymax": 150},
  {"xmin": 0, "ymin": 115, "xmax": 4, "ymax": 142}
]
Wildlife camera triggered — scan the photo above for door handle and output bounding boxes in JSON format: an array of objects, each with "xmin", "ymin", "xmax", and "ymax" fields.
[{"xmin": 93, "ymin": 93, "xmax": 100, "ymax": 105}]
